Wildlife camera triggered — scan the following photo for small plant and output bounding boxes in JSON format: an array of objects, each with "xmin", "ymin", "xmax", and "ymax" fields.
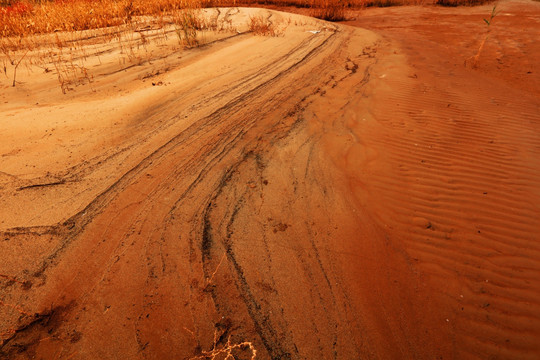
[
  {"xmin": 466, "ymin": 4, "xmax": 498, "ymax": 68},
  {"xmin": 483, "ymin": 4, "xmax": 498, "ymax": 26}
]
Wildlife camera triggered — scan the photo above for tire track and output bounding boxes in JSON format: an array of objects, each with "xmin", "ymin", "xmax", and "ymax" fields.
[{"xmin": 1, "ymin": 11, "xmax": 382, "ymax": 359}]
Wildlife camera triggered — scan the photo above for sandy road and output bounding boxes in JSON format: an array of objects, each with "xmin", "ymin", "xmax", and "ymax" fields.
[
  {"xmin": 1, "ymin": 3, "xmax": 540, "ymax": 359},
  {"xmin": 1, "ymin": 8, "xmax": 396, "ymax": 359}
]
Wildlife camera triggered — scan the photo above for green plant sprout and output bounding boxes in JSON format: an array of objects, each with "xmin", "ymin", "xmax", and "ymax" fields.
[
  {"xmin": 483, "ymin": 4, "xmax": 498, "ymax": 26},
  {"xmin": 466, "ymin": 4, "xmax": 499, "ymax": 68}
]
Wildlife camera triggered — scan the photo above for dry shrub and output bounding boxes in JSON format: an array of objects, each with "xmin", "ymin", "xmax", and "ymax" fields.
[
  {"xmin": 362, "ymin": 0, "xmax": 400, "ymax": 6},
  {"xmin": 173, "ymin": 9, "xmax": 204, "ymax": 47},
  {"xmin": 310, "ymin": 0, "xmax": 346, "ymax": 21},
  {"xmin": 0, "ymin": 0, "xmax": 202, "ymax": 37},
  {"xmin": 0, "ymin": 0, "xmax": 208, "ymax": 90},
  {"xmin": 248, "ymin": 15, "xmax": 280, "ymax": 36},
  {"xmin": 0, "ymin": 0, "xmax": 499, "ymax": 39},
  {"xmin": 435, "ymin": 0, "xmax": 493, "ymax": 6},
  {"xmin": 0, "ymin": 0, "xmax": 448, "ymax": 38}
]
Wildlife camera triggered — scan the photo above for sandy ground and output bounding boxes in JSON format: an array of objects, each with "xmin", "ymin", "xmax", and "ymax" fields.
[{"xmin": 0, "ymin": 2, "xmax": 539, "ymax": 359}]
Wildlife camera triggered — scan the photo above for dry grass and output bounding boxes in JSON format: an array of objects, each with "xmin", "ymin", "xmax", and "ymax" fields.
[
  {"xmin": 173, "ymin": 8, "xmax": 204, "ymax": 46},
  {"xmin": 435, "ymin": 0, "xmax": 493, "ymax": 6},
  {"xmin": 0, "ymin": 0, "xmax": 204, "ymax": 37},
  {"xmin": 309, "ymin": 0, "xmax": 346, "ymax": 21},
  {"xmin": 248, "ymin": 14, "xmax": 284, "ymax": 36},
  {"xmin": 0, "ymin": 0, "xmax": 496, "ymax": 39},
  {"xmin": 0, "ymin": 0, "xmax": 234, "ymax": 90},
  {"xmin": 0, "ymin": 0, "xmax": 496, "ymax": 91}
]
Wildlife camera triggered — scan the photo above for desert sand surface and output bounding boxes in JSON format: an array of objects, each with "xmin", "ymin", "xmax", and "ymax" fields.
[{"xmin": 0, "ymin": 2, "xmax": 539, "ymax": 359}]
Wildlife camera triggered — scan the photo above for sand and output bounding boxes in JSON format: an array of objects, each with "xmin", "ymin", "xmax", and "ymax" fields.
[{"xmin": 1, "ymin": 3, "xmax": 539, "ymax": 359}]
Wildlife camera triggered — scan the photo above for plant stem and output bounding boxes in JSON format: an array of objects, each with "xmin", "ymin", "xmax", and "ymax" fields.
[{"xmin": 12, "ymin": 50, "xmax": 29, "ymax": 87}]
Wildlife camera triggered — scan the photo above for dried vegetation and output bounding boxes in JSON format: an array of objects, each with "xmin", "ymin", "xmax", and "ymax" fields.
[
  {"xmin": 0, "ymin": 0, "xmax": 495, "ymax": 89},
  {"xmin": 0, "ymin": 0, "xmax": 245, "ymax": 91},
  {"xmin": 435, "ymin": 0, "xmax": 491, "ymax": 6}
]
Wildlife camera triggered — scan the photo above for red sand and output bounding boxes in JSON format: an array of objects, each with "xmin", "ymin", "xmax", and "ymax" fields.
[{"xmin": 1, "ymin": 2, "xmax": 539, "ymax": 359}]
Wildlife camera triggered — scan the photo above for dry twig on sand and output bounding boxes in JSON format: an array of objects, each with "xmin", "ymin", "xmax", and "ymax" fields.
[{"xmin": 191, "ymin": 331, "xmax": 257, "ymax": 360}]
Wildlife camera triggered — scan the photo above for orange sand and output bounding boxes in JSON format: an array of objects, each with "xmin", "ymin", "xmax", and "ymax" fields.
[{"xmin": 1, "ymin": 3, "xmax": 539, "ymax": 359}]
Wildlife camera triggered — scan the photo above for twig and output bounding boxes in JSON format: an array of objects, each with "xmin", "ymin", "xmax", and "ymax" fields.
[
  {"xmin": 12, "ymin": 50, "xmax": 29, "ymax": 87},
  {"xmin": 205, "ymin": 252, "xmax": 227, "ymax": 287},
  {"xmin": 190, "ymin": 334, "xmax": 257, "ymax": 360}
]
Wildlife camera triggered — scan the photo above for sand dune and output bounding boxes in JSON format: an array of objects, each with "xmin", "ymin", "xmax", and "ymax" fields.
[{"xmin": 1, "ymin": 3, "xmax": 539, "ymax": 359}]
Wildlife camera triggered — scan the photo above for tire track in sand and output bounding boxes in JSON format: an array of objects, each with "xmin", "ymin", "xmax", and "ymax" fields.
[{"xmin": 1, "ymin": 10, "xmax": 391, "ymax": 359}]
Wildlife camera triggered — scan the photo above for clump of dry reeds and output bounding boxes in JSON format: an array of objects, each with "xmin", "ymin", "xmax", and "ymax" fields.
[
  {"xmin": 310, "ymin": 0, "xmax": 346, "ymax": 21},
  {"xmin": 0, "ymin": 0, "xmax": 216, "ymax": 90},
  {"xmin": 173, "ymin": 9, "xmax": 203, "ymax": 46},
  {"xmin": 248, "ymin": 15, "xmax": 283, "ymax": 36},
  {"xmin": 1, "ymin": 0, "xmax": 499, "ymax": 91},
  {"xmin": 435, "ymin": 0, "xmax": 493, "ymax": 6},
  {"xmin": 0, "ymin": 0, "xmax": 204, "ymax": 38}
]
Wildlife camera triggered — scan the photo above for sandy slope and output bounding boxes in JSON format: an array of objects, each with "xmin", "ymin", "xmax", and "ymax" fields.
[
  {"xmin": 341, "ymin": 2, "xmax": 540, "ymax": 358},
  {"xmin": 0, "ymin": 3, "xmax": 539, "ymax": 359}
]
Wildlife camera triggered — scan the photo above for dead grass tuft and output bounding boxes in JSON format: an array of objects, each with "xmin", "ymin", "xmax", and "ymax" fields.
[
  {"xmin": 0, "ymin": 0, "xmax": 223, "ymax": 90},
  {"xmin": 435, "ymin": 0, "xmax": 493, "ymax": 6},
  {"xmin": 248, "ymin": 15, "xmax": 282, "ymax": 36},
  {"xmin": 0, "ymin": 0, "xmax": 203, "ymax": 38},
  {"xmin": 173, "ymin": 9, "xmax": 203, "ymax": 47},
  {"xmin": 310, "ymin": 0, "xmax": 346, "ymax": 21},
  {"xmin": 0, "ymin": 0, "xmax": 500, "ymax": 92}
]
